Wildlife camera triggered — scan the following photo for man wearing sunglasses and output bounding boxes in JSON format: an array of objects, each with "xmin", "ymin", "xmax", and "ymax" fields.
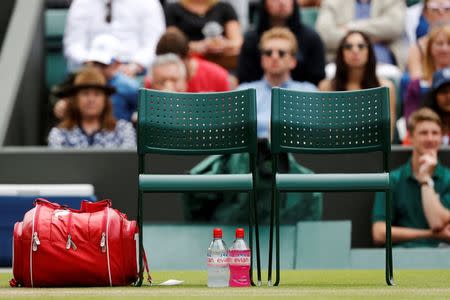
[
  {"xmin": 227, "ymin": 27, "xmax": 322, "ymax": 225},
  {"xmin": 237, "ymin": 27, "xmax": 316, "ymax": 140}
]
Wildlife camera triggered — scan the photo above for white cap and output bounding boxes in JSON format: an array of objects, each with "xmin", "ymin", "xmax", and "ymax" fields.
[{"xmin": 86, "ymin": 34, "xmax": 121, "ymax": 65}]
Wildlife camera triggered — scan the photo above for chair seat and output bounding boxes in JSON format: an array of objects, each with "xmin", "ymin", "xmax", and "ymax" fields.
[
  {"xmin": 276, "ymin": 173, "xmax": 390, "ymax": 192},
  {"xmin": 139, "ymin": 174, "xmax": 253, "ymax": 192}
]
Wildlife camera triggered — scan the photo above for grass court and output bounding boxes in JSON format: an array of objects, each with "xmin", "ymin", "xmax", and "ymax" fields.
[{"xmin": 1, "ymin": 269, "xmax": 450, "ymax": 299}]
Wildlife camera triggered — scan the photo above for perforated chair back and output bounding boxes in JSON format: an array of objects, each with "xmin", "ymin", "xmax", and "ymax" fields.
[
  {"xmin": 136, "ymin": 88, "xmax": 261, "ymax": 286},
  {"xmin": 268, "ymin": 87, "xmax": 393, "ymax": 287},
  {"xmin": 138, "ymin": 88, "xmax": 257, "ymax": 155},
  {"xmin": 271, "ymin": 87, "xmax": 390, "ymax": 156}
]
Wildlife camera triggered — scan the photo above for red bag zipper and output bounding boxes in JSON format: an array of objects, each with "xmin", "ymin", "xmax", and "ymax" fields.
[{"xmin": 66, "ymin": 210, "xmax": 77, "ymax": 250}]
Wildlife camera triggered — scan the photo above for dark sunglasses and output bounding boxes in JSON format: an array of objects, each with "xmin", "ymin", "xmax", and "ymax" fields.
[
  {"xmin": 343, "ymin": 43, "xmax": 368, "ymax": 51},
  {"xmin": 261, "ymin": 49, "xmax": 291, "ymax": 58},
  {"xmin": 105, "ymin": 0, "xmax": 112, "ymax": 23}
]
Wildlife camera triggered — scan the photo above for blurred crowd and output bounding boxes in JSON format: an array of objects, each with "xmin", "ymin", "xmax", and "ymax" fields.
[
  {"xmin": 45, "ymin": 0, "xmax": 450, "ymax": 149},
  {"xmin": 42, "ymin": 0, "xmax": 450, "ymax": 247}
]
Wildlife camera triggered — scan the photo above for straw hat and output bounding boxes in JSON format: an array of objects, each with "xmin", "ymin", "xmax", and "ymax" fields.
[{"xmin": 63, "ymin": 67, "xmax": 116, "ymax": 96}]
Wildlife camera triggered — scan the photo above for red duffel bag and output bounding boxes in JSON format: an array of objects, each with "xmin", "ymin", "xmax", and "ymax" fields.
[{"xmin": 11, "ymin": 198, "xmax": 145, "ymax": 287}]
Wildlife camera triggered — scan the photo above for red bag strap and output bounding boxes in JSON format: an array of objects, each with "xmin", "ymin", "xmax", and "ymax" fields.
[{"xmin": 141, "ymin": 248, "xmax": 152, "ymax": 284}]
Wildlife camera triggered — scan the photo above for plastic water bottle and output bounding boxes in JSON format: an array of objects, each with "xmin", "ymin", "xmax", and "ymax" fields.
[
  {"xmin": 228, "ymin": 228, "xmax": 251, "ymax": 287},
  {"xmin": 207, "ymin": 228, "xmax": 229, "ymax": 287}
]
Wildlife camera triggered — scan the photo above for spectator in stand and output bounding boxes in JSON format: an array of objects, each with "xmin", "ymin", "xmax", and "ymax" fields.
[
  {"xmin": 425, "ymin": 68, "xmax": 450, "ymax": 141},
  {"xmin": 239, "ymin": 27, "xmax": 317, "ymax": 139},
  {"xmin": 164, "ymin": 0, "xmax": 243, "ymax": 57},
  {"xmin": 404, "ymin": 25, "xmax": 450, "ymax": 122},
  {"xmin": 54, "ymin": 34, "xmax": 139, "ymax": 122},
  {"xmin": 318, "ymin": 31, "xmax": 396, "ymax": 138},
  {"xmin": 405, "ymin": 0, "xmax": 450, "ymax": 46},
  {"xmin": 408, "ymin": 0, "xmax": 450, "ymax": 81},
  {"xmin": 237, "ymin": 0, "xmax": 326, "ymax": 86},
  {"xmin": 48, "ymin": 67, "xmax": 136, "ymax": 148},
  {"xmin": 372, "ymin": 108, "xmax": 450, "ymax": 247},
  {"xmin": 150, "ymin": 53, "xmax": 188, "ymax": 92},
  {"xmin": 404, "ymin": 68, "xmax": 450, "ymax": 145},
  {"xmin": 144, "ymin": 28, "xmax": 231, "ymax": 92},
  {"xmin": 316, "ymin": 0, "xmax": 406, "ymax": 70},
  {"xmin": 185, "ymin": 27, "xmax": 322, "ymax": 224},
  {"xmin": 64, "ymin": 0, "xmax": 165, "ymax": 76}
]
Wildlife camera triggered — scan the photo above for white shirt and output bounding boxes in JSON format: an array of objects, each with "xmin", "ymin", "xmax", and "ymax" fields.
[{"xmin": 64, "ymin": 0, "xmax": 165, "ymax": 71}]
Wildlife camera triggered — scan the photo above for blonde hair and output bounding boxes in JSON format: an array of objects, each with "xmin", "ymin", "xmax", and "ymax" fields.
[
  {"xmin": 407, "ymin": 107, "xmax": 442, "ymax": 134},
  {"xmin": 258, "ymin": 27, "xmax": 298, "ymax": 55},
  {"xmin": 423, "ymin": 24, "xmax": 450, "ymax": 82}
]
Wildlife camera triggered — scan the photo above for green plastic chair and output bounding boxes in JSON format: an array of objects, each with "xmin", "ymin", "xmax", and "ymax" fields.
[
  {"xmin": 268, "ymin": 87, "xmax": 394, "ymax": 286},
  {"xmin": 137, "ymin": 88, "xmax": 261, "ymax": 286}
]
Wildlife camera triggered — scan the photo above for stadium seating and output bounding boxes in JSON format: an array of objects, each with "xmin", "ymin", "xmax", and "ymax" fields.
[
  {"xmin": 269, "ymin": 87, "xmax": 394, "ymax": 286},
  {"xmin": 137, "ymin": 88, "xmax": 262, "ymax": 286},
  {"xmin": 45, "ymin": 8, "xmax": 68, "ymax": 90}
]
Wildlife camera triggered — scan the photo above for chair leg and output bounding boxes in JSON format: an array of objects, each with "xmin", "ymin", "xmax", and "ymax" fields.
[
  {"xmin": 274, "ymin": 189, "xmax": 280, "ymax": 286},
  {"xmin": 136, "ymin": 190, "xmax": 144, "ymax": 287},
  {"xmin": 252, "ymin": 190, "xmax": 262, "ymax": 286},
  {"xmin": 268, "ymin": 156, "xmax": 278, "ymax": 286},
  {"xmin": 268, "ymin": 185, "xmax": 276, "ymax": 286},
  {"xmin": 248, "ymin": 192, "xmax": 255, "ymax": 286},
  {"xmin": 385, "ymin": 190, "xmax": 395, "ymax": 286}
]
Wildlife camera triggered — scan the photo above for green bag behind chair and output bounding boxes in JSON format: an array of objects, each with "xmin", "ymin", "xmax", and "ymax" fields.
[{"xmin": 184, "ymin": 153, "xmax": 323, "ymax": 224}]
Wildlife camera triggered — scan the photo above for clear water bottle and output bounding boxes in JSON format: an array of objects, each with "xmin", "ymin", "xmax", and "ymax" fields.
[
  {"xmin": 207, "ymin": 228, "xmax": 229, "ymax": 287},
  {"xmin": 228, "ymin": 228, "xmax": 251, "ymax": 287}
]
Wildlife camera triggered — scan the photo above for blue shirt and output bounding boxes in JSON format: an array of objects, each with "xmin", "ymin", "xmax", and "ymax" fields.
[
  {"xmin": 355, "ymin": 0, "xmax": 394, "ymax": 65},
  {"xmin": 238, "ymin": 78, "xmax": 317, "ymax": 139},
  {"xmin": 109, "ymin": 73, "xmax": 139, "ymax": 121}
]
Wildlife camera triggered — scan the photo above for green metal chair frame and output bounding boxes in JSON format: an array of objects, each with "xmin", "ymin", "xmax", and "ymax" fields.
[
  {"xmin": 137, "ymin": 88, "xmax": 261, "ymax": 286},
  {"xmin": 268, "ymin": 87, "xmax": 394, "ymax": 286}
]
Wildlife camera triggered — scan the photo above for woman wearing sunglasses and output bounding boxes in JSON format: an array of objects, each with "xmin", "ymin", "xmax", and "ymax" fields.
[
  {"xmin": 408, "ymin": 0, "xmax": 450, "ymax": 80},
  {"xmin": 319, "ymin": 30, "xmax": 396, "ymax": 138}
]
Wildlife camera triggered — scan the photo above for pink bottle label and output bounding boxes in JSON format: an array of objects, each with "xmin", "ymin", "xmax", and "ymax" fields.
[{"xmin": 228, "ymin": 249, "xmax": 251, "ymax": 287}]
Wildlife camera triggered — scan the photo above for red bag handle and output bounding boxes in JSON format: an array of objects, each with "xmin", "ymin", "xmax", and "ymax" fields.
[
  {"xmin": 34, "ymin": 198, "xmax": 61, "ymax": 209},
  {"xmin": 80, "ymin": 199, "xmax": 112, "ymax": 212}
]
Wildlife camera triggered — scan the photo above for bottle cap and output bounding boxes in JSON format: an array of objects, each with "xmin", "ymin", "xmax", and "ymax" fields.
[
  {"xmin": 235, "ymin": 228, "xmax": 244, "ymax": 239},
  {"xmin": 213, "ymin": 228, "xmax": 222, "ymax": 238}
]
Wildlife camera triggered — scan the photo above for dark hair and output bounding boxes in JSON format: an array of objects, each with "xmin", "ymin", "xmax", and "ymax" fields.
[
  {"xmin": 333, "ymin": 31, "xmax": 380, "ymax": 91},
  {"xmin": 156, "ymin": 28, "xmax": 190, "ymax": 59},
  {"xmin": 423, "ymin": 83, "xmax": 450, "ymax": 121},
  {"xmin": 256, "ymin": 0, "xmax": 302, "ymax": 37}
]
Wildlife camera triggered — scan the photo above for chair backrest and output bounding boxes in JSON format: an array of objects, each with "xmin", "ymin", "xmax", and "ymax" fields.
[
  {"xmin": 271, "ymin": 87, "xmax": 391, "ymax": 157},
  {"xmin": 138, "ymin": 88, "xmax": 257, "ymax": 156}
]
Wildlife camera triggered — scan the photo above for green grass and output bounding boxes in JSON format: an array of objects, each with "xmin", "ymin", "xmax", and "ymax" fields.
[{"xmin": 1, "ymin": 270, "xmax": 450, "ymax": 299}]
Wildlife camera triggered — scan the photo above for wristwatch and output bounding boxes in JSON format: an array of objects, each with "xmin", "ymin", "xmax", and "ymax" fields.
[{"xmin": 420, "ymin": 177, "xmax": 435, "ymax": 188}]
